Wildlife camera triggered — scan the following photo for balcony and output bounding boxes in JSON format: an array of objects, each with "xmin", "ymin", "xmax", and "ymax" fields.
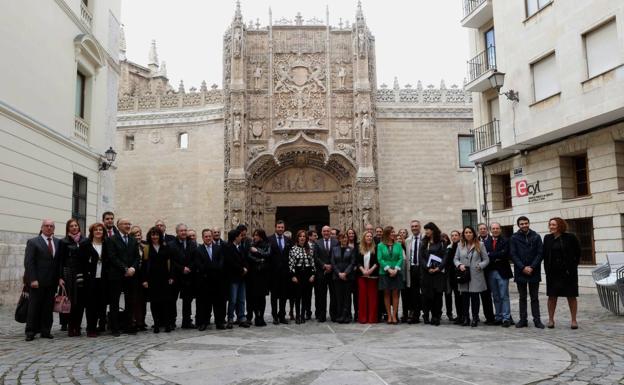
[
  {"xmin": 461, "ymin": 0, "xmax": 493, "ymax": 29},
  {"xmin": 465, "ymin": 46, "xmax": 497, "ymax": 92},
  {"xmin": 80, "ymin": 2, "xmax": 93, "ymax": 29},
  {"xmin": 469, "ymin": 119, "xmax": 500, "ymax": 162},
  {"xmin": 74, "ymin": 116, "xmax": 89, "ymax": 144}
]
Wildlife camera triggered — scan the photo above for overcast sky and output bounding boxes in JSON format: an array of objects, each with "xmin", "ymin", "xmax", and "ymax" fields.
[{"xmin": 121, "ymin": 0, "xmax": 469, "ymax": 90}]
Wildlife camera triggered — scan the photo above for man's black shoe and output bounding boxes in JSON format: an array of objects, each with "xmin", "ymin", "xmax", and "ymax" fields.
[
  {"xmin": 216, "ymin": 324, "xmax": 226, "ymax": 330},
  {"xmin": 226, "ymin": 322, "xmax": 234, "ymax": 329},
  {"xmin": 484, "ymin": 319, "xmax": 496, "ymax": 326},
  {"xmin": 494, "ymin": 320, "xmax": 503, "ymax": 326},
  {"xmin": 25, "ymin": 334, "xmax": 35, "ymax": 341},
  {"xmin": 515, "ymin": 320, "xmax": 528, "ymax": 328},
  {"xmin": 502, "ymin": 320, "xmax": 511, "ymax": 328},
  {"xmin": 279, "ymin": 317, "xmax": 289, "ymax": 325},
  {"xmin": 198, "ymin": 325, "xmax": 207, "ymax": 331},
  {"xmin": 534, "ymin": 320, "xmax": 545, "ymax": 329}
]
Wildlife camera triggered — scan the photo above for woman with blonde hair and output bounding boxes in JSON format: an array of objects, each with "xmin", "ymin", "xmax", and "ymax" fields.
[
  {"xmin": 356, "ymin": 231, "xmax": 379, "ymax": 323},
  {"xmin": 377, "ymin": 226, "xmax": 404, "ymax": 324},
  {"xmin": 454, "ymin": 226, "xmax": 489, "ymax": 327}
]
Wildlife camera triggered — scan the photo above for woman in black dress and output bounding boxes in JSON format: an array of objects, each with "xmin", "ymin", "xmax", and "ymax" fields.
[
  {"xmin": 445, "ymin": 230, "xmax": 463, "ymax": 325},
  {"xmin": 141, "ymin": 227, "xmax": 176, "ymax": 333},
  {"xmin": 130, "ymin": 226, "xmax": 148, "ymax": 331},
  {"xmin": 58, "ymin": 218, "xmax": 87, "ymax": 336},
  {"xmin": 289, "ymin": 230, "xmax": 316, "ymax": 324},
  {"xmin": 418, "ymin": 222, "xmax": 447, "ymax": 326},
  {"xmin": 543, "ymin": 217, "xmax": 581, "ymax": 329},
  {"xmin": 248, "ymin": 229, "xmax": 271, "ymax": 326},
  {"xmin": 79, "ymin": 222, "xmax": 108, "ymax": 337}
]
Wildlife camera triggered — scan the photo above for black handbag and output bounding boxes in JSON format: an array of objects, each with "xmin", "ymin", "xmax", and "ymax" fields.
[
  {"xmin": 456, "ymin": 266, "xmax": 471, "ymax": 284},
  {"xmin": 15, "ymin": 287, "xmax": 29, "ymax": 323}
]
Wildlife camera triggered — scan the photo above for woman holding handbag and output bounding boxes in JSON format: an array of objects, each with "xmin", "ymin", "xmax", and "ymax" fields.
[
  {"xmin": 454, "ymin": 226, "xmax": 489, "ymax": 327},
  {"xmin": 58, "ymin": 218, "xmax": 87, "ymax": 336},
  {"xmin": 79, "ymin": 223, "xmax": 108, "ymax": 337}
]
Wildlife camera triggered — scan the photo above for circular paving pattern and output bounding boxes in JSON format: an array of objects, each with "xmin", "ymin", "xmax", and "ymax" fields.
[{"xmin": 0, "ymin": 293, "xmax": 622, "ymax": 385}]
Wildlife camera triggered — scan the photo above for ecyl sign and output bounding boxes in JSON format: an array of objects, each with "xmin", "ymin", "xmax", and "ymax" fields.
[
  {"xmin": 516, "ymin": 179, "xmax": 554, "ymax": 203},
  {"xmin": 516, "ymin": 180, "xmax": 540, "ymax": 197}
]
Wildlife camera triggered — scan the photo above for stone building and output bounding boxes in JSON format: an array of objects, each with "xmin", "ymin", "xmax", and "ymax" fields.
[
  {"xmin": 115, "ymin": 3, "xmax": 475, "ymax": 238},
  {"xmin": 0, "ymin": 0, "xmax": 121, "ymax": 304},
  {"xmin": 461, "ymin": 0, "xmax": 624, "ymax": 288}
]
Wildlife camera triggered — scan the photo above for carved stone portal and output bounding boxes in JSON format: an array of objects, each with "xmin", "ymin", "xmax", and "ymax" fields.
[{"xmin": 223, "ymin": 4, "xmax": 379, "ymax": 233}]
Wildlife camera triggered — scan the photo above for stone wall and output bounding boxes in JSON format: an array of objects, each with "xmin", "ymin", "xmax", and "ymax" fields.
[
  {"xmin": 376, "ymin": 117, "xmax": 476, "ymax": 233},
  {"xmin": 114, "ymin": 117, "xmax": 225, "ymax": 236},
  {"xmin": 0, "ymin": 231, "xmax": 31, "ymax": 305}
]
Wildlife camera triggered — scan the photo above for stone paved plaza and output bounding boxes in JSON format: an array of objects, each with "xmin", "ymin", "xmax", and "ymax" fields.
[{"xmin": 0, "ymin": 293, "xmax": 623, "ymax": 385}]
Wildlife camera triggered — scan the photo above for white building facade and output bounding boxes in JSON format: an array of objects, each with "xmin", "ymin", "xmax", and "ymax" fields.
[
  {"xmin": 0, "ymin": 0, "xmax": 121, "ymax": 304},
  {"xmin": 462, "ymin": 0, "xmax": 624, "ymax": 288}
]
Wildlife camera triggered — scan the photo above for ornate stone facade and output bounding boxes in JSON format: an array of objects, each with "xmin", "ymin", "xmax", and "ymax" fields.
[{"xmin": 115, "ymin": 3, "xmax": 475, "ymax": 236}]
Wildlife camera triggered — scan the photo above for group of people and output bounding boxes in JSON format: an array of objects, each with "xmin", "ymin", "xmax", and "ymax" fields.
[{"xmin": 22, "ymin": 212, "xmax": 582, "ymax": 341}]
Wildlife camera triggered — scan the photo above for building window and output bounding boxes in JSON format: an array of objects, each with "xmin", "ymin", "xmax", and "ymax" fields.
[
  {"xmin": 573, "ymin": 154, "xmax": 590, "ymax": 197},
  {"xmin": 484, "ymin": 28, "xmax": 496, "ymax": 69},
  {"xmin": 501, "ymin": 225, "xmax": 514, "ymax": 238},
  {"xmin": 567, "ymin": 217, "xmax": 595, "ymax": 265},
  {"xmin": 462, "ymin": 210, "xmax": 478, "ymax": 230},
  {"xmin": 532, "ymin": 53, "xmax": 559, "ymax": 102},
  {"xmin": 584, "ymin": 19, "xmax": 619, "ymax": 78},
  {"xmin": 75, "ymin": 71, "xmax": 86, "ymax": 119},
  {"xmin": 616, "ymin": 141, "xmax": 624, "ymax": 191},
  {"xmin": 458, "ymin": 135, "xmax": 474, "ymax": 168},
  {"xmin": 125, "ymin": 135, "xmax": 135, "ymax": 151},
  {"xmin": 491, "ymin": 172, "xmax": 512, "ymax": 210},
  {"xmin": 178, "ymin": 132, "xmax": 189, "ymax": 149},
  {"xmin": 526, "ymin": 0, "xmax": 552, "ymax": 18},
  {"xmin": 72, "ymin": 173, "xmax": 87, "ymax": 232},
  {"xmin": 560, "ymin": 153, "xmax": 590, "ymax": 199}
]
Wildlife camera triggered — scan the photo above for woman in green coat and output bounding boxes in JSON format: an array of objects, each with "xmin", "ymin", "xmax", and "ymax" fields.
[{"xmin": 377, "ymin": 226, "xmax": 404, "ymax": 324}]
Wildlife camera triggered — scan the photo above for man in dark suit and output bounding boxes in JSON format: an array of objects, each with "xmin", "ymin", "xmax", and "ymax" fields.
[
  {"xmin": 24, "ymin": 219, "xmax": 61, "ymax": 341},
  {"xmin": 169, "ymin": 223, "xmax": 197, "ymax": 329},
  {"xmin": 105, "ymin": 218, "xmax": 140, "ymax": 336},
  {"xmin": 268, "ymin": 220, "xmax": 292, "ymax": 324},
  {"xmin": 484, "ymin": 222, "xmax": 514, "ymax": 327},
  {"xmin": 103, "ymin": 211, "xmax": 120, "ymax": 238},
  {"xmin": 155, "ymin": 219, "xmax": 176, "ymax": 244},
  {"xmin": 477, "ymin": 223, "xmax": 496, "ymax": 325},
  {"xmin": 315, "ymin": 225, "xmax": 338, "ymax": 322},
  {"xmin": 192, "ymin": 229, "xmax": 226, "ymax": 330}
]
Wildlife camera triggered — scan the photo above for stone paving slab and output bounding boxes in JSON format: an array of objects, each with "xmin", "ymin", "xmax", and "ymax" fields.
[{"xmin": 0, "ymin": 293, "xmax": 622, "ymax": 385}]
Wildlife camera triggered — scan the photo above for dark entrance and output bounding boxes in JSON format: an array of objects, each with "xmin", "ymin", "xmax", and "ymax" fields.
[{"xmin": 275, "ymin": 206, "xmax": 329, "ymax": 234}]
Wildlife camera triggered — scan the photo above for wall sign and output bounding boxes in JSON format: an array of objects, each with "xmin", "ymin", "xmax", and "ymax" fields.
[{"xmin": 516, "ymin": 179, "xmax": 553, "ymax": 203}]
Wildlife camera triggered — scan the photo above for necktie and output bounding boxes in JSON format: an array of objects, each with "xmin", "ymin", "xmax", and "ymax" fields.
[
  {"xmin": 123, "ymin": 235, "xmax": 128, "ymax": 245},
  {"xmin": 47, "ymin": 237, "xmax": 53, "ymax": 256},
  {"xmin": 183, "ymin": 240, "xmax": 187, "ymax": 250},
  {"xmin": 108, "ymin": 229, "xmax": 112, "ymax": 237},
  {"xmin": 492, "ymin": 238, "xmax": 497, "ymax": 250},
  {"xmin": 207, "ymin": 245, "xmax": 212, "ymax": 261},
  {"xmin": 325, "ymin": 239, "xmax": 329, "ymax": 251},
  {"xmin": 278, "ymin": 236, "xmax": 283, "ymax": 251}
]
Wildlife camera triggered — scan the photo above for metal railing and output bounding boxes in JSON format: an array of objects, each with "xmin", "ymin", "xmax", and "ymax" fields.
[
  {"xmin": 471, "ymin": 119, "xmax": 500, "ymax": 153},
  {"xmin": 463, "ymin": 0, "xmax": 486, "ymax": 18},
  {"xmin": 467, "ymin": 45, "xmax": 497, "ymax": 83},
  {"xmin": 74, "ymin": 116, "xmax": 89, "ymax": 143},
  {"xmin": 80, "ymin": 2, "xmax": 93, "ymax": 29}
]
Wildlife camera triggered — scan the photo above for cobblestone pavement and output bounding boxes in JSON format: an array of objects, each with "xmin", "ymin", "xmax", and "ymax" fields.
[{"xmin": 0, "ymin": 293, "xmax": 622, "ymax": 385}]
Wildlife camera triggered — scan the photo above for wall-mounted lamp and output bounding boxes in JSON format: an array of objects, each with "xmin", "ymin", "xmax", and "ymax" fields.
[
  {"xmin": 99, "ymin": 147, "xmax": 117, "ymax": 170},
  {"xmin": 488, "ymin": 72, "xmax": 519, "ymax": 102}
]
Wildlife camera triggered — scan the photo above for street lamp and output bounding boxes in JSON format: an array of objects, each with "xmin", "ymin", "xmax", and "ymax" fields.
[
  {"xmin": 488, "ymin": 72, "xmax": 519, "ymax": 102},
  {"xmin": 99, "ymin": 146, "xmax": 117, "ymax": 170}
]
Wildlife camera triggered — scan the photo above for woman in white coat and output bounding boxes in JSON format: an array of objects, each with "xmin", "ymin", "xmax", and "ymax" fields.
[{"xmin": 454, "ymin": 226, "xmax": 489, "ymax": 327}]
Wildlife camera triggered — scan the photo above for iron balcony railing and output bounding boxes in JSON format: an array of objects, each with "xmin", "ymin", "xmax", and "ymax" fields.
[
  {"xmin": 463, "ymin": 0, "xmax": 486, "ymax": 18},
  {"xmin": 467, "ymin": 45, "xmax": 497, "ymax": 83},
  {"xmin": 471, "ymin": 119, "xmax": 500, "ymax": 153}
]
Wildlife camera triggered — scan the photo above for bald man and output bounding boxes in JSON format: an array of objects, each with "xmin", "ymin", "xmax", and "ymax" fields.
[
  {"xmin": 24, "ymin": 219, "xmax": 61, "ymax": 341},
  {"xmin": 315, "ymin": 225, "xmax": 338, "ymax": 322}
]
